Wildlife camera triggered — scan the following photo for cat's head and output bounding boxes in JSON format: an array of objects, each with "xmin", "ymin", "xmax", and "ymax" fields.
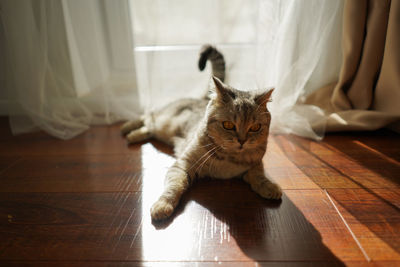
[{"xmin": 206, "ymin": 76, "xmax": 273, "ymax": 153}]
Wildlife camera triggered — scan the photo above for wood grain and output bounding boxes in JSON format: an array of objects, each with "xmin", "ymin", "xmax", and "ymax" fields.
[
  {"xmin": 0, "ymin": 188, "xmax": 361, "ymax": 264},
  {"xmin": 0, "ymin": 155, "xmax": 143, "ymax": 192},
  {"xmin": 0, "ymin": 118, "xmax": 399, "ymax": 266},
  {"xmin": 263, "ymin": 136, "xmax": 321, "ymax": 190},
  {"xmin": 327, "ymin": 188, "xmax": 400, "ymax": 261},
  {"xmin": 273, "ymin": 134, "xmax": 400, "ymax": 189},
  {"xmin": 0, "ymin": 156, "xmax": 20, "ymax": 174},
  {"xmin": 0, "ymin": 124, "xmax": 133, "ymax": 156}
]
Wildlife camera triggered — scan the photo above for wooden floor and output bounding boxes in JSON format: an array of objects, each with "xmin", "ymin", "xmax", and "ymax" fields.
[{"xmin": 0, "ymin": 117, "xmax": 399, "ymax": 266}]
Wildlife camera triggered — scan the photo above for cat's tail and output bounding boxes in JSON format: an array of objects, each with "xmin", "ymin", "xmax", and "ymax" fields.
[{"xmin": 198, "ymin": 45, "xmax": 225, "ymax": 82}]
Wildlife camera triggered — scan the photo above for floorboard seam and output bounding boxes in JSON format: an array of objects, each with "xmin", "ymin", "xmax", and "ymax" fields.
[{"xmin": 324, "ymin": 189, "xmax": 371, "ymax": 262}]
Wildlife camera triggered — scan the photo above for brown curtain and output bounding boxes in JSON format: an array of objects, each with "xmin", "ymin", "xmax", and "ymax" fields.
[{"xmin": 305, "ymin": 0, "xmax": 400, "ymax": 133}]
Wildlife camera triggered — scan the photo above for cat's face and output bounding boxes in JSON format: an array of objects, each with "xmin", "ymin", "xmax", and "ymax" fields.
[{"xmin": 206, "ymin": 77, "xmax": 273, "ymax": 153}]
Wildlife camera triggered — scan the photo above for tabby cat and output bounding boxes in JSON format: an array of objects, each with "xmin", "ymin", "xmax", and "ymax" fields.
[{"xmin": 121, "ymin": 45, "xmax": 282, "ymax": 221}]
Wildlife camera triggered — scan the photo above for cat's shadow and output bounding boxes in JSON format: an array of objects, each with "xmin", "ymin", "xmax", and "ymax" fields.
[
  {"xmin": 152, "ymin": 178, "xmax": 345, "ymax": 264},
  {"xmin": 147, "ymin": 139, "xmax": 344, "ymax": 264}
]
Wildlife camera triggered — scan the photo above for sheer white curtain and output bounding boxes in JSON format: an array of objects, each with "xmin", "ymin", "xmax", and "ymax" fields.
[
  {"xmin": 133, "ymin": 0, "xmax": 344, "ymax": 140},
  {"xmin": 256, "ymin": 0, "xmax": 343, "ymax": 139},
  {"xmin": 1, "ymin": 0, "xmax": 344, "ymax": 140},
  {"xmin": 132, "ymin": 0, "xmax": 261, "ymax": 110},
  {"xmin": 1, "ymin": 0, "xmax": 139, "ymax": 139}
]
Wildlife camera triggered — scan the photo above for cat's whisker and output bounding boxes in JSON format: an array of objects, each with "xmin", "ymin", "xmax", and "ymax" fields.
[
  {"xmin": 219, "ymin": 143, "xmax": 228, "ymax": 150},
  {"xmin": 205, "ymin": 136, "xmax": 227, "ymax": 150},
  {"xmin": 188, "ymin": 145, "xmax": 220, "ymax": 172},
  {"xmin": 208, "ymin": 157, "xmax": 215, "ymax": 173},
  {"xmin": 199, "ymin": 142, "xmax": 214, "ymax": 148},
  {"xmin": 194, "ymin": 147, "xmax": 221, "ymax": 175}
]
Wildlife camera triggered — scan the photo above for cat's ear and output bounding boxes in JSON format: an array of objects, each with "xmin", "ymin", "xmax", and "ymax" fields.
[
  {"xmin": 212, "ymin": 76, "xmax": 235, "ymax": 103},
  {"xmin": 255, "ymin": 88, "xmax": 274, "ymax": 108}
]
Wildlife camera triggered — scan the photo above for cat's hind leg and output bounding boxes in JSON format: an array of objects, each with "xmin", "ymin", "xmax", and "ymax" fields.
[
  {"xmin": 121, "ymin": 117, "xmax": 144, "ymax": 136},
  {"xmin": 126, "ymin": 126, "xmax": 152, "ymax": 144}
]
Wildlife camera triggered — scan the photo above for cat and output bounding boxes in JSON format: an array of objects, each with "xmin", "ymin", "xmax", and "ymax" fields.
[{"xmin": 121, "ymin": 45, "xmax": 282, "ymax": 221}]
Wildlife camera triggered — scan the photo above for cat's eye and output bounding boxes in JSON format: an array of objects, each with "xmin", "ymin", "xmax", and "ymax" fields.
[
  {"xmin": 222, "ymin": 121, "xmax": 235, "ymax": 130},
  {"xmin": 249, "ymin": 123, "xmax": 261, "ymax": 132}
]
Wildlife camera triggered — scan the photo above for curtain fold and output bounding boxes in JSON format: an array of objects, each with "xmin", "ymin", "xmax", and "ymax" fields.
[
  {"xmin": 255, "ymin": 0, "xmax": 344, "ymax": 140},
  {"xmin": 305, "ymin": 0, "xmax": 400, "ymax": 133},
  {"xmin": 1, "ymin": 0, "xmax": 140, "ymax": 139}
]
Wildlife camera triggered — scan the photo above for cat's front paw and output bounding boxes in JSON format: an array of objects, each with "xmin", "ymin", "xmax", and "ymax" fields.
[
  {"xmin": 150, "ymin": 198, "xmax": 174, "ymax": 220},
  {"xmin": 257, "ymin": 181, "xmax": 282, "ymax": 199}
]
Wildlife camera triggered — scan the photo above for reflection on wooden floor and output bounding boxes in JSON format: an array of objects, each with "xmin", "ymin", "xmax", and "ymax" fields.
[{"xmin": 0, "ymin": 117, "xmax": 399, "ymax": 266}]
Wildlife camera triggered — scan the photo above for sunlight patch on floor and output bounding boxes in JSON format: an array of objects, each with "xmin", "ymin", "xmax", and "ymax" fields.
[
  {"xmin": 139, "ymin": 142, "xmax": 245, "ymax": 261},
  {"xmin": 141, "ymin": 143, "xmax": 174, "ymax": 212}
]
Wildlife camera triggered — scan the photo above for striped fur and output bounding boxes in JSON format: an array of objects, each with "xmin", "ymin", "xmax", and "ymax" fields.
[
  {"xmin": 198, "ymin": 45, "xmax": 226, "ymax": 82},
  {"xmin": 121, "ymin": 46, "xmax": 281, "ymax": 221}
]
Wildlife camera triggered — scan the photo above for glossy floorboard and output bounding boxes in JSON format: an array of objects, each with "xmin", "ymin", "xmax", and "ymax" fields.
[{"xmin": 0, "ymin": 118, "xmax": 399, "ymax": 266}]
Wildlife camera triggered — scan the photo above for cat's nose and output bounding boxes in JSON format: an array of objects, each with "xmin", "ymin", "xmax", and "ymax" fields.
[{"xmin": 238, "ymin": 139, "xmax": 246, "ymax": 146}]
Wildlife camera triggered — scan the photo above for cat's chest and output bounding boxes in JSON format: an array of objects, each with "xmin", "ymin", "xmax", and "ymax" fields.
[
  {"xmin": 210, "ymin": 159, "xmax": 248, "ymax": 179},
  {"xmin": 197, "ymin": 152, "xmax": 253, "ymax": 179}
]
